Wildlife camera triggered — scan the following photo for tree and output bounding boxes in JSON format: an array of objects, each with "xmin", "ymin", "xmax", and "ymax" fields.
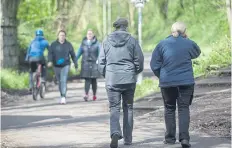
[
  {"xmin": 56, "ymin": 0, "xmax": 73, "ymax": 32},
  {"xmin": 180, "ymin": 0, "xmax": 184, "ymax": 9},
  {"xmin": 157, "ymin": 0, "xmax": 169, "ymax": 20},
  {"xmin": 226, "ymin": 0, "xmax": 232, "ymax": 48},
  {"xmin": 1, "ymin": 0, "xmax": 20, "ymax": 68}
]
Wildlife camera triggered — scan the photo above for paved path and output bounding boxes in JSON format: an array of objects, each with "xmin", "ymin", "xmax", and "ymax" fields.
[{"xmin": 1, "ymin": 81, "xmax": 231, "ymax": 148}]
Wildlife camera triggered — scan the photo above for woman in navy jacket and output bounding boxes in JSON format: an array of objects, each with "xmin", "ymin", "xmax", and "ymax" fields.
[{"xmin": 150, "ymin": 22, "xmax": 201, "ymax": 148}]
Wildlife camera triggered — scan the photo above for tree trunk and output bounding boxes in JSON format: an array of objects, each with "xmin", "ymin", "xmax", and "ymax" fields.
[
  {"xmin": 103, "ymin": 0, "xmax": 107, "ymax": 37},
  {"xmin": 180, "ymin": 0, "xmax": 184, "ymax": 9},
  {"xmin": 1, "ymin": 0, "xmax": 20, "ymax": 68},
  {"xmin": 159, "ymin": 0, "xmax": 169, "ymax": 20},
  {"xmin": 226, "ymin": 0, "xmax": 232, "ymax": 49},
  {"xmin": 192, "ymin": 0, "xmax": 196, "ymax": 15},
  {"xmin": 128, "ymin": 1, "xmax": 136, "ymax": 35},
  {"xmin": 72, "ymin": 0, "xmax": 87, "ymax": 29},
  {"xmin": 107, "ymin": 0, "xmax": 111, "ymax": 34},
  {"xmin": 56, "ymin": 0, "xmax": 69, "ymax": 32},
  {"xmin": 96, "ymin": 0, "xmax": 102, "ymax": 39}
]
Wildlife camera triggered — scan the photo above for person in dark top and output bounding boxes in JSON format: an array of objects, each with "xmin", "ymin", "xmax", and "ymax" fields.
[
  {"xmin": 48, "ymin": 30, "xmax": 78, "ymax": 104},
  {"xmin": 98, "ymin": 18, "xmax": 144, "ymax": 148},
  {"xmin": 76, "ymin": 29, "xmax": 101, "ymax": 101},
  {"xmin": 150, "ymin": 22, "xmax": 201, "ymax": 148}
]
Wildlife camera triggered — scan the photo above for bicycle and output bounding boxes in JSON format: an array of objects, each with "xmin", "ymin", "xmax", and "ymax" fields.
[{"xmin": 32, "ymin": 63, "xmax": 46, "ymax": 100}]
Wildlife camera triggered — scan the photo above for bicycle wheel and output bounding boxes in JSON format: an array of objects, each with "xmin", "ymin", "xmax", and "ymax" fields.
[
  {"xmin": 32, "ymin": 73, "xmax": 39, "ymax": 101},
  {"xmin": 40, "ymin": 82, "xmax": 46, "ymax": 99},
  {"xmin": 32, "ymin": 88, "xmax": 38, "ymax": 100}
]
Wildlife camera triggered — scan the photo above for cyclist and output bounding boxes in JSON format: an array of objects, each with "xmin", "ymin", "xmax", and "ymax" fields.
[{"xmin": 25, "ymin": 29, "xmax": 49, "ymax": 92}]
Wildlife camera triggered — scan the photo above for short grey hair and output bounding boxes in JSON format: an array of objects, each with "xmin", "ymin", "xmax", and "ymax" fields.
[{"xmin": 171, "ymin": 22, "xmax": 186, "ymax": 37}]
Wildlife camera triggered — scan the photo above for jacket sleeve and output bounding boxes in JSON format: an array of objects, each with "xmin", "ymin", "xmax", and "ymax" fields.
[
  {"xmin": 25, "ymin": 44, "xmax": 31, "ymax": 62},
  {"xmin": 97, "ymin": 42, "xmax": 101, "ymax": 57},
  {"xmin": 69, "ymin": 43, "xmax": 78, "ymax": 68},
  {"xmin": 48, "ymin": 43, "xmax": 53, "ymax": 63},
  {"xmin": 150, "ymin": 43, "xmax": 163, "ymax": 78},
  {"xmin": 189, "ymin": 40, "xmax": 201, "ymax": 59},
  {"xmin": 98, "ymin": 41, "xmax": 107, "ymax": 77},
  {"xmin": 133, "ymin": 39, "xmax": 144, "ymax": 74},
  {"xmin": 76, "ymin": 47, "xmax": 83, "ymax": 61}
]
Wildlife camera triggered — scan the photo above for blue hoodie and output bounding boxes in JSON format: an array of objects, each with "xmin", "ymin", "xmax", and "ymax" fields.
[
  {"xmin": 25, "ymin": 36, "xmax": 49, "ymax": 61},
  {"xmin": 150, "ymin": 35, "xmax": 201, "ymax": 87}
]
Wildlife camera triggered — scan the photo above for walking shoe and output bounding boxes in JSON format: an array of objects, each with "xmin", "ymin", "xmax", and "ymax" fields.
[
  {"xmin": 93, "ymin": 95, "xmax": 97, "ymax": 101},
  {"xmin": 163, "ymin": 140, "xmax": 175, "ymax": 145},
  {"xmin": 110, "ymin": 134, "xmax": 119, "ymax": 148},
  {"xmin": 60, "ymin": 97, "xmax": 66, "ymax": 104},
  {"xmin": 83, "ymin": 95, "xmax": 88, "ymax": 102},
  {"xmin": 181, "ymin": 139, "xmax": 191, "ymax": 148},
  {"xmin": 124, "ymin": 142, "xmax": 132, "ymax": 146}
]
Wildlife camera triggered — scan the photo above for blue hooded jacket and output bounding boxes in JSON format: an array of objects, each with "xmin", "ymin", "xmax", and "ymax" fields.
[
  {"xmin": 150, "ymin": 35, "xmax": 201, "ymax": 87},
  {"xmin": 25, "ymin": 36, "xmax": 49, "ymax": 61}
]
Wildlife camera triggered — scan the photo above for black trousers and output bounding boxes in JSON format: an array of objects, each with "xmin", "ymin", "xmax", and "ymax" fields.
[
  {"xmin": 85, "ymin": 78, "xmax": 97, "ymax": 95},
  {"xmin": 30, "ymin": 61, "xmax": 46, "ymax": 78},
  {"xmin": 161, "ymin": 85, "xmax": 194, "ymax": 142}
]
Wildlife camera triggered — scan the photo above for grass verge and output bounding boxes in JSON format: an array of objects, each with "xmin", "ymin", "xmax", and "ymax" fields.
[{"xmin": 1, "ymin": 69, "xmax": 29, "ymax": 90}]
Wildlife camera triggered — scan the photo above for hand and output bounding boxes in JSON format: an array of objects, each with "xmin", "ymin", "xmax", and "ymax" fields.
[{"xmin": 47, "ymin": 62, "xmax": 53, "ymax": 67}]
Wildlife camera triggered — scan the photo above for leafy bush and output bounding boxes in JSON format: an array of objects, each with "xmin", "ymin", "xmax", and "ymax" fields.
[
  {"xmin": 1, "ymin": 69, "xmax": 29, "ymax": 89},
  {"xmin": 193, "ymin": 36, "xmax": 231, "ymax": 76}
]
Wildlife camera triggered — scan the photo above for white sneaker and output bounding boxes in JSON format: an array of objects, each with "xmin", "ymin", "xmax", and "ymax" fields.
[{"xmin": 59, "ymin": 97, "xmax": 66, "ymax": 104}]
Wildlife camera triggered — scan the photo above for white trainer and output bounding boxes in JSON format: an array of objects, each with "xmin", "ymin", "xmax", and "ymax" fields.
[{"xmin": 60, "ymin": 97, "xmax": 66, "ymax": 104}]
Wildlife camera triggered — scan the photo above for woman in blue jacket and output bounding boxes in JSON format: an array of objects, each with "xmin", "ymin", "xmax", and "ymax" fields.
[{"xmin": 150, "ymin": 22, "xmax": 201, "ymax": 148}]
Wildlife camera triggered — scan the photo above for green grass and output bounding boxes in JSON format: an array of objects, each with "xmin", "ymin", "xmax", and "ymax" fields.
[
  {"xmin": 135, "ymin": 78, "xmax": 160, "ymax": 100},
  {"xmin": 1, "ymin": 69, "xmax": 29, "ymax": 90}
]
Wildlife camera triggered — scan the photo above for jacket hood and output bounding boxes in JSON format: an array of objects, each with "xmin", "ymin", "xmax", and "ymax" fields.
[{"xmin": 107, "ymin": 31, "xmax": 131, "ymax": 47}]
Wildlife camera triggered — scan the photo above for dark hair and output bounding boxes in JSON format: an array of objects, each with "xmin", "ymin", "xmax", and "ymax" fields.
[{"xmin": 58, "ymin": 30, "xmax": 66, "ymax": 36}]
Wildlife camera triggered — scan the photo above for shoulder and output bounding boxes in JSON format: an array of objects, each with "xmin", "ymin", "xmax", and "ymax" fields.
[
  {"xmin": 187, "ymin": 38, "xmax": 198, "ymax": 45},
  {"xmin": 65, "ymin": 40, "xmax": 73, "ymax": 46},
  {"xmin": 41, "ymin": 39, "xmax": 49, "ymax": 45},
  {"xmin": 126, "ymin": 35, "xmax": 137, "ymax": 46},
  {"xmin": 102, "ymin": 37, "xmax": 110, "ymax": 50},
  {"xmin": 51, "ymin": 41, "xmax": 57, "ymax": 46},
  {"xmin": 50, "ymin": 41, "xmax": 58, "ymax": 48},
  {"xmin": 29, "ymin": 39, "xmax": 35, "ymax": 45}
]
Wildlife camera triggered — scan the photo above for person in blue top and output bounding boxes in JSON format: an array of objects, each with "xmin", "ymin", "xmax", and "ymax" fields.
[
  {"xmin": 25, "ymin": 29, "xmax": 49, "ymax": 92},
  {"xmin": 76, "ymin": 29, "xmax": 101, "ymax": 101},
  {"xmin": 150, "ymin": 22, "xmax": 201, "ymax": 148}
]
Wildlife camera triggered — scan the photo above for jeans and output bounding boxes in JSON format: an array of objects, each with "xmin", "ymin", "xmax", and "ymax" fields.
[
  {"xmin": 54, "ymin": 65, "xmax": 70, "ymax": 97},
  {"xmin": 106, "ymin": 83, "xmax": 136, "ymax": 144}
]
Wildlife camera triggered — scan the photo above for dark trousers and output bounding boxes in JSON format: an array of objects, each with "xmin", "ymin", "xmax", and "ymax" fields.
[
  {"xmin": 161, "ymin": 85, "xmax": 194, "ymax": 142},
  {"xmin": 54, "ymin": 65, "xmax": 70, "ymax": 97},
  {"xmin": 29, "ymin": 61, "xmax": 46, "ymax": 89},
  {"xmin": 106, "ymin": 83, "xmax": 136, "ymax": 144},
  {"xmin": 85, "ymin": 78, "xmax": 97, "ymax": 95}
]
